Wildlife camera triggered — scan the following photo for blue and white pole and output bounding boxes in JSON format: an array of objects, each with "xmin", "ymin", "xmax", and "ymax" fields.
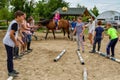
[
  {"xmin": 83, "ymin": 68, "xmax": 88, "ymax": 80},
  {"xmin": 96, "ymin": 51, "xmax": 120, "ymax": 63},
  {"xmin": 77, "ymin": 51, "xmax": 85, "ymax": 65},
  {"xmin": 7, "ymin": 76, "xmax": 13, "ymax": 80},
  {"xmin": 54, "ymin": 49, "xmax": 66, "ymax": 62}
]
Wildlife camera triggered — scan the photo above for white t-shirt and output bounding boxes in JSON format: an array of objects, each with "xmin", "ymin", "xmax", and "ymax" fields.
[
  {"xmin": 86, "ymin": 21, "xmax": 95, "ymax": 35},
  {"xmin": 3, "ymin": 20, "xmax": 19, "ymax": 47}
]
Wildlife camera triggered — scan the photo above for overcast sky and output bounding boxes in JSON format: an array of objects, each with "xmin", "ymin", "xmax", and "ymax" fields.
[{"xmin": 64, "ymin": 0, "xmax": 120, "ymax": 13}]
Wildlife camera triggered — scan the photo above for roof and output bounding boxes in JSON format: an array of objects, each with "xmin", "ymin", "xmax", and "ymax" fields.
[
  {"xmin": 96, "ymin": 10, "xmax": 120, "ymax": 19},
  {"xmin": 53, "ymin": 7, "xmax": 87, "ymax": 16},
  {"xmin": 88, "ymin": 10, "xmax": 96, "ymax": 18}
]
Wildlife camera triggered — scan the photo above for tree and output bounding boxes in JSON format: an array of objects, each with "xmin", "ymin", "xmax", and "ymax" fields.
[
  {"xmin": 35, "ymin": 0, "xmax": 69, "ymax": 19},
  {"xmin": 10, "ymin": 0, "xmax": 26, "ymax": 12},
  {"xmin": 77, "ymin": 4, "xmax": 86, "ymax": 8},
  {"xmin": 0, "ymin": 0, "xmax": 8, "ymax": 9},
  {"xmin": 0, "ymin": 0, "xmax": 12, "ymax": 20},
  {"xmin": 90, "ymin": 6, "xmax": 99, "ymax": 17},
  {"xmin": 10, "ymin": 0, "xmax": 37, "ymax": 18},
  {"xmin": 24, "ymin": 0, "xmax": 36, "ymax": 18}
]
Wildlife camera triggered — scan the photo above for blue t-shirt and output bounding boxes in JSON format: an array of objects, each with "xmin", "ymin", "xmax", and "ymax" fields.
[
  {"xmin": 76, "ymin": 22, "xmax": 84, "ymax": 35},
  {"xmin": 95, "ymin": 26, "xmax": 104, "ymax": 38},
  {"xmin": 71, "ymin": 21, "xmax": 76, "ymax": 29}
]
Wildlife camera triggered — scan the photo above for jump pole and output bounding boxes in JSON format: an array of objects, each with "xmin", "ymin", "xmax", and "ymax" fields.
[
  {"xmin": 96, "ymin": 51, "xmax": 120, "ymax": 63},
  {"xmin": 54, "ymin": 49, "xmax": 66, "ymax": 62},
  {"xmin": 77, "ymin": 51, "xmax": 85, "ymax": 65},
  {"xmin": 7, "ymin": 76, "xmax": 13, "ymax": 80},
  {"xmin": 83, "ymin": 68, "xmax": 88, "ymax": 80}
]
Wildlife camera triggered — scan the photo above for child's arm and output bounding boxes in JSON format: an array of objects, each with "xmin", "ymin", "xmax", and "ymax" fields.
[
  {"xmin": 102, "ymin": 31, "xmax": 104, "ymax": 39},
  {"xmin": 73, "ymin": 27, "xmax": 76, "ymax": 35}
]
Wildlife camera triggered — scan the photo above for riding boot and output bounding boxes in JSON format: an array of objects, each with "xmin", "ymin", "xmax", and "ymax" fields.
[
  {"xmin": 93, "ymin": 44, "xmax": 96, "ymax": 52},
  {"xmin": 89, "ymin": 44, "xmax": 96, "ymax": 53},
  {"xmin": 27, "ymin": 42, "xmax": 30, "ymax": 50}
]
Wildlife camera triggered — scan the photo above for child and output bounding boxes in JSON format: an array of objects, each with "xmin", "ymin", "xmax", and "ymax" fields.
[
  {"xmin": 73, "ymin": 17, "xmax": 85, "ymax": 52},
  {"xmin": 89, "ymin": 20, "xmax": 104, "ymax": 53},
  {"xmin": 53, "ymin": 11, "xmax": 60, "ymax": 30},
  {"xmin": 106, "ymin": 23, "xmax": 119, "ymax": 57},
  {"xmin": 3, "ymin": 10, "xmax": 24, "ymax": 77},
  {"xmin": 71, "ymin": 18, "xmax": 77, "ymax": 30},
  {"xmin": 85, "ymin": 17, "xmax": 96, "ymax": 47}
]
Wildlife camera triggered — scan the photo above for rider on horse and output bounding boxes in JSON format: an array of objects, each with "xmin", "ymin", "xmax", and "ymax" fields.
[{"xmin": 53, "ymin": 11, "xmax": 60, "ymax": 30}]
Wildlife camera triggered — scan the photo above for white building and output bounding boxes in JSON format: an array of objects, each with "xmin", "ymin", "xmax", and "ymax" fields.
[{"xmin": 96, "ymin": 11, "xmax": 120, "ymax": 25}]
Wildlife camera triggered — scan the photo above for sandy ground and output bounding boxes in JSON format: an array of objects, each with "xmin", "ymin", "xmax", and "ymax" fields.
[{"xmin": 0, "ymin": 30, "xmax": 120, "ymax": 80}]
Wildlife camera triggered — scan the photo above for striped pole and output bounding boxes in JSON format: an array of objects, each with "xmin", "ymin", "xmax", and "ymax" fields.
[
  {"xmin": 96, "ymin": 51, "xmax": 120, "ymax": 63},
  {"xmin": 54, "ymin": 49, "xmax": 66, "ymax": 62},
  {"xmin": 77, "ymin": 51, "xmax": 85, "ymax": 65},
  {"xmin": 7, "ymin": 76, "xmax": 13, "ymax": 80},
  {"xmin": 83, "ymin": 68, "xmax": 88, "ymax": 80}
]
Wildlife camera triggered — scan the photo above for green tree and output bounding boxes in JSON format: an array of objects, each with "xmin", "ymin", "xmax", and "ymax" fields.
[
  {"xmin": 0, "ymin": 8, "xmax": 11, "ymax": 20},
  {"xmin": 0, "ymin": 0, "xmax": 11, "ymax": 20},
  {"xmin": 77, "ymin": 4, "xmax": 86, "ymax": 8},
  {"xmin": 10, "ymin": 0, "xmax": 37, "ymax": 18},
  {"xmin": 0, "ymin": 0, "xmax": 8, "ymax": 9},
  {"xmin": 35, "ymin": 0, "xmax": 69, "ymax": 19},
  {"xmin": 90, "ymin": 6, "xmax": 99, "ymax": 17},
  {"xmin": 24, "ymin": 0, "xmax": 36, "ymax": 18},
  {"xmin": 10, "ymin": 0, "xmax": 26, "ymax": 12}
]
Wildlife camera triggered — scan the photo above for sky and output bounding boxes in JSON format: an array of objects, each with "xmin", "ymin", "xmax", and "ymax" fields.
[{"xmin": 64, "ymin": 0, "xmax": 120, "ymax": 13}]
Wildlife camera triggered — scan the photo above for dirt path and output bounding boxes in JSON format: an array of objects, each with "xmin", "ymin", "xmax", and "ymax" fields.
[{"xmin": 0, "ymin": 32, "xmax": 120, "ymax": 80}]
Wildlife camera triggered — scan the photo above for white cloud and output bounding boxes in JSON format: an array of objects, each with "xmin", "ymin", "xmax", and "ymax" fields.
[{"xmin": 64, "ymin": 0, "xmax": 120, "ymax": 13}]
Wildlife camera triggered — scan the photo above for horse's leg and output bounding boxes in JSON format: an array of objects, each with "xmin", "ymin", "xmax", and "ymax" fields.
[
  {"xmin": 52, "ymin": 29, "xmax": 56, "ymax": 39},
  {"xmin": 66, "ymin": 28, "xmax": 70, "ymax": 39},
  {"xmin": 62, "ymin": 28, "xmax": 65, "ymax": 36},
  {"xmin": 45, "ymin": 29, "xmax": 49, "ymax": 39}
]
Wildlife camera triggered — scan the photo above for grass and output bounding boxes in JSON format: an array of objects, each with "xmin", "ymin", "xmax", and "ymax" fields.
[{"xmin": 0, "ymin": 26, "xmax": 8, "ymax": 30}]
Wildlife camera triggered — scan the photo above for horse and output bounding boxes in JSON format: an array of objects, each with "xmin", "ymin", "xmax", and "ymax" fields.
[{"xmin": 39, "ymin": 18, "xmax": 70, "ymax": 39}]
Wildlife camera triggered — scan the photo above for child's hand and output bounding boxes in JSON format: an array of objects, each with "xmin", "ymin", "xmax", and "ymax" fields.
[{"xmin": 119, "ymin": 37, "xmax": 120, "ymax": 41}]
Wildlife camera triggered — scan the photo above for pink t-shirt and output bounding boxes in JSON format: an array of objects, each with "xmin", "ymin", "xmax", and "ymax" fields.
[{"xmin": 54, "ymin": 13, "xmax": 60, "ymax": 20}]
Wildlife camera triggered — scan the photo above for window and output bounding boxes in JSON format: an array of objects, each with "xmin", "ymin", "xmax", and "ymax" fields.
[
  {"xmin": 119, "ymin": 16, "xmax": 120, "ymax": 20},
  {"xmin": 114, "ymin": 16, "xmax": 118, "ymax": 20}
]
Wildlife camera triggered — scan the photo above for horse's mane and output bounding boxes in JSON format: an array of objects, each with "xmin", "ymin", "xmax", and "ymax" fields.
[{"xmin": 39, "ymin": 18, "xmax": 51, "ymax": 26}]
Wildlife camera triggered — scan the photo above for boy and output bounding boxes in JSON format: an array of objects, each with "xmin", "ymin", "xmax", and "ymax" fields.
[
  {"xmin": 3, "ymin": 10, "xmax": 24, "ymax": 77},
  {"xmin": 89, "ymin": 20, "xmax": 104, "ymax": 53},
  {"xmin": 106, "ymin": 23, "xmax": 119, "ymax": 57}
]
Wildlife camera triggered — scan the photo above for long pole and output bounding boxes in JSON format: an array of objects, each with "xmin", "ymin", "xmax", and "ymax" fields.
[
  {"xmin": 96, "ymin": 51, "xmax": 120, "ymax": 63},
  {"xmin": 54, "ymin": 49, "xmax": 66, "ymax": 62},
  {"xmin": 77, "ymin": 51, "xmax": 85, "ymax": 65},
  {"xmin": 83, "ymin": 68, "xmax": 88, "ymax": 80},
  {"xmin": 7, "ymin": 76, "xmax": 13, "ymax": 80}
]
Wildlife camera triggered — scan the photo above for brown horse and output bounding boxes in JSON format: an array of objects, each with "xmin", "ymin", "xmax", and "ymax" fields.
[{"xmin": 39, "ymin": 19, "xmax": 70, "ymax": 39}]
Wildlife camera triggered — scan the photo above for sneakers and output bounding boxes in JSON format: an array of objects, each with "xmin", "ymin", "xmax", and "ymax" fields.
[
  {"xmin": 14, "ymin": 56, "xmax": 21, "ymax": 60},
  {"xmin": 8, "ymin": 72, "xmax": 17, "ymax": 77},
  {"xmin": 111, "ymin": 54, "xmax": 114, "ymax": 57},
  {"xmin": 106, "ymin": 55, "xmax": 110, "ymax": 58},
  {"xmin": 28, "ymin": 48, "xmax": 33, "ymax": 51},
  {"xmin": 82, "ymin": 50, "xmax": 84, "ymax": 53},
  {"xmin": 89, "ymin": 50, "xmax": 96, "ymax": 53},
  {"xmin": 8, "ymin": 70, "xmax": 19, "ymax": 77},
  {"xmin": 77, "ymin": 49, "xmax": 80, "ymax": 51},
  {"xmin": 13, "ymin": 70, "xmax": 19, "ymax": 74}
]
